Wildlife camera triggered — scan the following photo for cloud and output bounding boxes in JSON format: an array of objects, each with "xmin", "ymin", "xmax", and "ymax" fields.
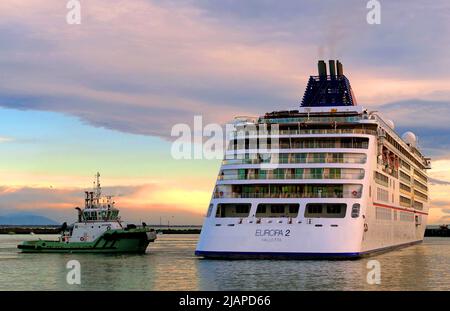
[
  {"xmin": 429, "ymin": 178, "xmax": 450, "ymax": 186},
  {"xmin": 0, "ymin": 136, "xmax": 13, "ymax": 143},
  {"xmin": 0, "ymin": 0, "xmax": 314, "ymax": 138},
  {"xmin": 431, "ymin": 200, "xmax": 450, "ymax": 208},
  {"xmin": 0, "ymin": 183, "xmax": 208, "ymax": 224},
  {"xmin": 2, "ymin": 0, "xmax": 450, "ymax": 139}
]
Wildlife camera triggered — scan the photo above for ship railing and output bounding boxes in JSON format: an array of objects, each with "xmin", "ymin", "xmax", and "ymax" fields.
[
  {"xmin": 259, "ymin": 116, "xmax": 362, "ymax": 124},
  {"xmin": 213, "ymin": 191, "xmax": 361, "ymax": 199},
  {"xmin": 284, "ymin": 142, "xmax": 369, "ymax": 149},
  {"xmin": 222, "ymin": 155, "xmax": 366, "ymax": 165},
  {"xmin": 231, "ymin": 128, "xmax": 376, "ymax": 138},
  {"xmin": 217, "ymin": 173, "xmax": 365, "ymax": 181},
  {"xmin": 227, "ymin": 142, "xmax": 369, "ymax": 151}
]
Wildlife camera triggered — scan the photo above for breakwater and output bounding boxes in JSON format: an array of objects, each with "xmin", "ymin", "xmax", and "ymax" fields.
[{"xmin": 425, "ymin": 228, "xmax": 450, "ymax": 237}]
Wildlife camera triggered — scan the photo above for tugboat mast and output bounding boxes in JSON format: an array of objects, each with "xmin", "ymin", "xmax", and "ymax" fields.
[{"xmin": 94, "ymin": 172, "xmax": 102, "ymax": 205}]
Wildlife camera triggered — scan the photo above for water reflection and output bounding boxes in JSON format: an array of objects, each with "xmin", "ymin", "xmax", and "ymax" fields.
[
  {"xmin": 0, "ymin": 235, "xmax": 449, "ymax": 290},
  {"xmin": 195, "ymin": 238, "xmax": 450, "ymax": 291}
]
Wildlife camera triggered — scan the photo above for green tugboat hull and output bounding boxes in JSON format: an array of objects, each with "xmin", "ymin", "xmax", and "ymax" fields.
[{"xmin": 18, "ymin": 229, "xmax": 156, "ymax": 254}]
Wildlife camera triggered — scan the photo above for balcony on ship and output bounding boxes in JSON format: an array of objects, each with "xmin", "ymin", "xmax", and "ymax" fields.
[
  {"xmin": 222, "ymin": 152, "xmax": 367, "ymax": 165},
  {"xmin": 231, "ymin": 128, "xmax": 377, "ymax": 138},
  {"xmin": 227, "ymin": 137, "xmax": 370, "ymax": 151},
  {"xmin": 217, "ymin": 168, "xmax": 365, "ymax": 181},
  {"xmin": 213, "ymin": 184, "xmax": 362, "ymax": 199}
]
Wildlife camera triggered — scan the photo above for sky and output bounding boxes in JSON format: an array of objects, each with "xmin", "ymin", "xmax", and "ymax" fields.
[{"xmin": 1, "ymin": 0, "xmax": 450, "ymax": 225}]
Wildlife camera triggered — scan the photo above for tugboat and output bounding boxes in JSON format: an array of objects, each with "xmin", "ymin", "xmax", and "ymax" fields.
[{"xmin": 18, "ymin": 173, "xmax": 156, "ymax": 253}]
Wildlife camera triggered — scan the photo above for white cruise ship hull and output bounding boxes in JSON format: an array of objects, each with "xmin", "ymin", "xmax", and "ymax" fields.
[{"xmin": 196, "ymin": 204, "xmax": 426, "ymax": 259}]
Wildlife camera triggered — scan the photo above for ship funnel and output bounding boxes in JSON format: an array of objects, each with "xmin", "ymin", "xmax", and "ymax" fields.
[
  {"xmin": 328, "ymin": 60, "xmax": 336, "ymax": 77},
  {"xmin": 301, "ymin": 59, "xmax": 357, "ymax": 106},
  {"xmin": 318, "ymin": 60, "xmax": 327, "ymax": 77},
  {"xmin": 336, "ymin": 60, "xmax": 344, "ymax": 76}
]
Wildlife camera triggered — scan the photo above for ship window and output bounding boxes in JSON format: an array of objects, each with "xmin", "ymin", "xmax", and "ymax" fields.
[
  {"xmin": 307, "ymin": 205, "xmax": 322, "ymax": 214},
  {"xmin": 414, "ymin": 190, "xmax": 428, "ymax": 200},
  {"xmin": 376, "ymin": 207, "xmax": 392, "ymax": 220},
  {"xmin": 294, "ymin": 153, "xmax": 307, "ymax": 162},
  {"xmin": 256, "ymin": 204, "xmax": 299, "ymax": 217},
  {"xmin": 310, "ymin": 168, "xmax": 324, "ymax": 179},
  {"xmin": 413, "ymin": 200, "xmax": 424, "ymax": 210},
  {"xmin": 375, "ymin": 171, "xmax": 389, "ymax": 187},
  {"xmin": 400, "ymin": 212, "xmax": 414, "ymax": 222},
  {"xmin": 289, "ymin": 205, "xmax": 299, "ymax": 214},
  {"xmin": 414, "ymin": 169, "xmax": 427, "ymax": 183},
  {"xmin": 327, "ymin": 205, "xmax": 342, "ymax": 214},
  {"xmin": 400, "ymin": 183, "xmax": 411, "ymax": 193},
  {"xmin": 305, "ymin": 203, "xmax": 347, "ymax": 218},
  {"xmin": 376, "ymin": 187, "xmax": 389, "ymax": 202},
  {"xmin": 271, "ymin": 205, "xmax": 285, "ymax": 213},
  {"xmin": 400, "ymin": 171, "xmax": 411, "ymax": 183},
  {"xmin": 400, "ymin": 196, "xmax": 412, "ymax": 207},
  {"xmin": 331, "ymin": 153, "xmax": 344, "ymax": 163},
  {"xmin": 206, "ymin": 204, "xmax": 213, "ymax": 217},
  {"xmin": 100, "ymin": 211, "xmax": 107, "ymax": 220},
  {"xmin": 351, "ymin": 203, "xmax": 360, "ymax": 218},
  {"xmin": 400, "ymin": 159, "xmax": 411, "ymax": 170},
  {"xmin": 238, "ymin": 169, "xmax": 246, "ymax": 180},
  {"xmin": 216, "ymin": 203, "xmax": 251, "ymax": 218},
  {"xmin": 312, "ymin": 153, "xmax": 324, "ymax": 163},
  {"xmin": 414, "ymin": 179, "xmax": 428, "ymax": 191}
]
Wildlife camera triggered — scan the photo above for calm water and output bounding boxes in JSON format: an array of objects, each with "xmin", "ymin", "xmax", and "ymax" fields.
[{"xmin": 0, "ymin": 234, "xmax": 449, "ymax": 291}]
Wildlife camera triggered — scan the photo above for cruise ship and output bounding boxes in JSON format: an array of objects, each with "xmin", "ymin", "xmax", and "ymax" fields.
[{"xmin": 195, "ymin": 60, "xmax": 431, "ymax": 259}]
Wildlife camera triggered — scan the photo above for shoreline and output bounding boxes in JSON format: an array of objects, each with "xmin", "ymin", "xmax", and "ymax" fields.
[
  {"xmin": 0, "ymin": 226, "xmax": 202, "ymax": 235},
  {"xmin": 1, "ymin": 226, "xmax": 449, "ymax": 236}
]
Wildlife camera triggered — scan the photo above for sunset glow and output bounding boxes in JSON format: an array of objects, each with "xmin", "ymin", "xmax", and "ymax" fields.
[{"xmin": 1, "ymin": 0, "xmax": 450, "ymax": 225}]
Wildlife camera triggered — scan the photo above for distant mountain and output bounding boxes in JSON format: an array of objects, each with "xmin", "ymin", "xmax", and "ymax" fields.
[{"xmin": 0, "ymin": 213, "xmax": 59, "ymax": 226}]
